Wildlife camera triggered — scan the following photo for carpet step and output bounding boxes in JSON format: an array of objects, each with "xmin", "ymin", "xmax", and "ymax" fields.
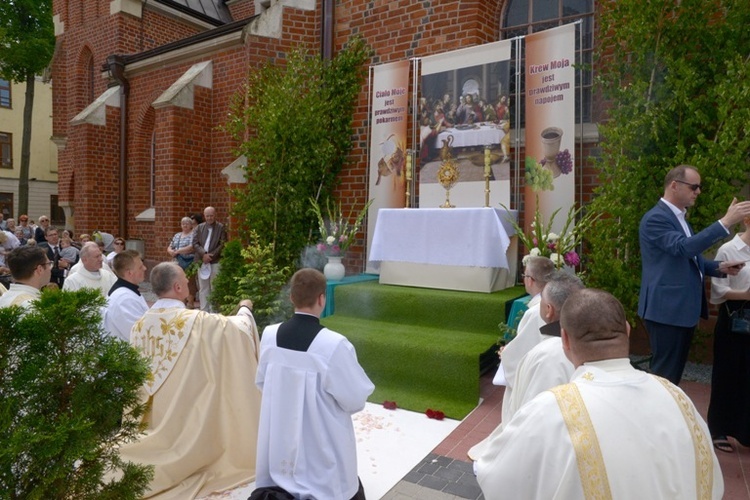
[
  {"xmin": 323, "ymin": 315, "xmax": 498, "ymax": 419},
  {"xmin": 331, "ymin": 281, "xmax": 524, "ymax": 335}
]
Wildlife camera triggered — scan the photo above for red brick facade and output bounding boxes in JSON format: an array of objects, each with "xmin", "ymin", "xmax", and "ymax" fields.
[{"xmin": 51, "ymin": 0, "xmax": 601, "ymax": 269}]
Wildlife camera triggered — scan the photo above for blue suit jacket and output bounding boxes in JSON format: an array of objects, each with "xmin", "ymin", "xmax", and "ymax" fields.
[{"xmin": 638, "ymin": 200, "xmax": 728, "ymax": 327}]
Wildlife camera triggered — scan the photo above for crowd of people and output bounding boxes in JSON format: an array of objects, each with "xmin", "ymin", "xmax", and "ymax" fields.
[{"xmin": 2, "ymin": 164, "xmax": 749, "ymax": 498}]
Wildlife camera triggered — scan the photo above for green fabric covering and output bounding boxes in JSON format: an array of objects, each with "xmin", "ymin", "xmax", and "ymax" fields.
[{"xmin": 322, "ymin": 281, "xmax": 525, "ymax": 419}]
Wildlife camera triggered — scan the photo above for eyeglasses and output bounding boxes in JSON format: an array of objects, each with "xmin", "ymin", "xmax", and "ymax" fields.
[
  {"xmin": 521, "ymin": 274, "xmax": 535, "ymax": 281},
  {"xmin": 41, "ymin": 261, "xmax": 53, "ymax": 268},
  {"xmin": 674, "ymin": 179, "xmax": 702, "ymax": 191},
  {"xmin": 114, "ymin": 241, "xmax": 125, "ymax": 246},
  {"xmin": 39, "ymin": 218, "xmax": 48, "ymax": 222}
]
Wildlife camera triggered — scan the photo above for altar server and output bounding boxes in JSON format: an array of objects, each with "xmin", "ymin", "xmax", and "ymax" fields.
[
  {"xmin": 119, "ymin": 262, "xmax": 261, "ymax": 498},
  {"xmin": 254, "ymin": 268, "xmax": 374, "ymax": 499},
  {"xmin": 102, "ymin": 250, "xmax": 148, "ymax": 342},
  {"xmin": 476, "ymin": 289, "xmax": 723, "ymax": 500}
]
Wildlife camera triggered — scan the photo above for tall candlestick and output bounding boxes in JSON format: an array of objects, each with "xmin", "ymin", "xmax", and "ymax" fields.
[
  {"xmin": 484, "ymin": 145, "xmax": 491, "ymax": 207},
  {"xmin": 405, "ymin": 149, "xmax": 412, "ymax": 208}
]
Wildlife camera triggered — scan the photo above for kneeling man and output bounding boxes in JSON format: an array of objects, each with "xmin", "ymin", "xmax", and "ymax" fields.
[
  {"xmin": 119, "ymin": 262, "xmax": 261, "ymax": 498},
  {"xmin": 255, "ymin": 268, "xmax": 374, "ymax": 499},
  {"xmin": 476, "ymin": 289, "xmax": 723, "ymax": 499}
]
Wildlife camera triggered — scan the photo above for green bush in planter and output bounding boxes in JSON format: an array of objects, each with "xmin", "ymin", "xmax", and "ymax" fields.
[{"xmin": 0, "ymin": 288, "xmax": 153, "ymax": 498}]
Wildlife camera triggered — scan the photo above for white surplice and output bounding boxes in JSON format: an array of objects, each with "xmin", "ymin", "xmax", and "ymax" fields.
[
  {"xmin": 476, "ymin": 359, "xmax": 723, "ymax": 500},
  {"xmin": 62, "ymin": 267, "xmax": 117, "ymax": 297},
  {"xmin": 0, "ymin": 283, "xmax": 40, "ymax": 309},
  {"xmin": 119, "ymin": 299, "xmax": 261, "ymax": 499},
  {"xmin": 493, "ymin": 294, "xmax": 544, "ymax": 389},
  {"xmin": 469, "ymin": 332, "xmax": 573, "ymax": 461},
  {"xmin": 102, "ymin": 285, "xmax": 148, "ymax": 342},
  {"xmin": 255, "ymin": 323, "xmax": 374, "ymax": 500}
]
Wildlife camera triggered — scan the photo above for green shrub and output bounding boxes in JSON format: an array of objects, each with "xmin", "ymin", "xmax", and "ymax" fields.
[
  {"xmin": 0, "ymin": 288, "xmax": 152, "ymax": 499},
  {"xmin": 211, "ymin": 232, "xmax": 293, "ymax": 330}
]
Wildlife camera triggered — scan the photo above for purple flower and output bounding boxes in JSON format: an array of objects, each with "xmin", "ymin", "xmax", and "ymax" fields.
[
  {"xmin": 547, "ymin": 242, "xmax": 556, "ymax": 251},
  {"xmin": 339, "ymin": 235, "xmax": 348, "ymax": 243},
  {"xmin": 331, "ymin": 245, "xmax": 341, "ymax": 255},
  {"xmin": 564, "ymin": 251, "xmax": 580, "ymax": 267},
  {"xmin": 317, "ymin": 243, "xmax": 325, "ymax": 253}
]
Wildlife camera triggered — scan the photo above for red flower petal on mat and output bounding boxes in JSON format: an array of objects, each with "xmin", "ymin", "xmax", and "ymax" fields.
[
  {"xmin": 425, "ymin": 409, "xmax": 435, "ymax": 418},
  {"xmin": 434, "ymin": 411, "xmax": 445, "ymax": 420},
  {"xmin": 383, "ymin": 400, "xmax": 398, "ymax": 410}
]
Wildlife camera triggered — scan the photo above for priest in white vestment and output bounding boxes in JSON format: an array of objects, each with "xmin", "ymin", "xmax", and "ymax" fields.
[
  {"xmin": 476, "ymin": 288, "xmax": 723, "ymax": 499},
  {"xmin": 102, "ymin": 250, "xmax": 148, "ymax": 342},
  {"xmin": 0, "ymin": 246, "xmax": 51, "ymax": 309},
  {"xmin": 119, "ymin": 262, "xmax": 261, "ymax": 499},
  {"xmin": 62, "ymin": 242, "xmax": 117, "ymax": 297},
  {"xmin": 254, "ymin": 268, "xmax": 374, "ymax": 500},
  {"xmin": 470, "ymin": 271, "xmax": 580, "ymax": 462}
]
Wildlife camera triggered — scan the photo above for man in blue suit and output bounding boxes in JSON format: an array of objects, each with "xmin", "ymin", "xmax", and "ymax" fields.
[{"xmin": 639, "ymin": 165, "xmax": 750, "ymax": 384}]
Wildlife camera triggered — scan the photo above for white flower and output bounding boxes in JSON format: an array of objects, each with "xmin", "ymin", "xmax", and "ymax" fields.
[
  {"xmin": 529, "ymin": 247, "xmax": 542, "ymax": 257},
  {"xmin": 546, "ymin": 232, "xmax": 560, "ymax": 243},
  {"xmin": 549, "ymin": 252, "xmax": 564, "ymax": 265},
  {"xmin": 326, "ymin": 236, "xmax": 336, "ymax": 245},
  {"xmin": 522, "ymin": 254, "xmax": 531, "ymax": 266}
]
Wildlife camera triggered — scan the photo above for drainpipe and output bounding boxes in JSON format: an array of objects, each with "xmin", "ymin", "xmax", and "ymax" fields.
[
  {"xmin": 321, "ymin": 0, "xmax": 334, "ymax": 60},
  {"xmin": 106, "ymin": 55, "xmax": 129, "ymax": 239}
]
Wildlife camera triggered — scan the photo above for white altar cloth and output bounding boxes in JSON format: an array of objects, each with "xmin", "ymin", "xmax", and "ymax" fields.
[
  {"xmin": 369, "ymin": 208, "xmax": 518, "ymax": 292},
  {"xmin": 437, "ymin": 123, "xmax": 505, "ymax": 149}
]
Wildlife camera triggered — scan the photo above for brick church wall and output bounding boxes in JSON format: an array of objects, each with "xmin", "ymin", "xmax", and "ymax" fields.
[{"xmin": 52, "ymin": 0, "xmax": 602, "ymax": 270}]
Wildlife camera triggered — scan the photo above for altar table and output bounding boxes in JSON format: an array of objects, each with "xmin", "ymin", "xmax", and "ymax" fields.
[{"xmin": 368, "ymin": 207, "xmax": 518, "ymax": 293}]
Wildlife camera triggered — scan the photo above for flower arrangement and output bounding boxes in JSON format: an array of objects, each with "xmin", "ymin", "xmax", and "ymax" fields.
[
  {"xmin": 311, "ymin": 197, "xmax": 374, "ymax": 257},
  {"xmin": 503, "ymin": 198, "xmax": 598, "ymax": 269}
]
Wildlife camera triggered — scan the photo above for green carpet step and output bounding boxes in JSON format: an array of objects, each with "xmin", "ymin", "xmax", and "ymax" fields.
[
  {"xmin": 322, "ymin": 315, "xmax": 499, "ymax": 419},
  {"xmin": 332, "ymin": 281, "xmax": 524, "ymax": 334}
]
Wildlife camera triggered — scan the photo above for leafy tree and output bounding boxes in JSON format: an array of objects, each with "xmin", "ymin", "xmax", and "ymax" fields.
[
  {"xmin": 210, "ymin": 234, "xmax": 292, "ymax": 330},
  {"xmin": 0, "ymin": 0, "xmax": 56, "ymax": 216},
  {"xmin": 225, "ymin": 37, "xmax": 372, "ymax": 270},
  {"xmin": 587, "ymin": 0, "xmax": 750, "ymax": 321},
  {"xmin": 0, "ymin": 289, "xmax": 153, "ymax": 498}
]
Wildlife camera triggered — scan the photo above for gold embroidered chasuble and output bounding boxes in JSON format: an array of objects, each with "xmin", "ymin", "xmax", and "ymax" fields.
[{"xmin": 120, "ymin": 299, "xmax": 261, "ymax": 499}]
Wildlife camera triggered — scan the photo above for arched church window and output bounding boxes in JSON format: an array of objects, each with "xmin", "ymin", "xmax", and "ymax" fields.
[{"xmin": 500, "ymin": 0, "xmax": 594, "ymax": 123}]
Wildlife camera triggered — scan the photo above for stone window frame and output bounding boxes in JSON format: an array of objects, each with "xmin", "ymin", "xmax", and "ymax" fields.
[
  {"xmin": 0, "ymin": 132, "xmax": 12, "ymax": 169},
  {"xmin": 0, "ymin": 79, "xmax": 10, "ymax": 109}
]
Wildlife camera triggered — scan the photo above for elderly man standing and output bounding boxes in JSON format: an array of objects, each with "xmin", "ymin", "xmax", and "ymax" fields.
[
  {"xmin": 477, "ymin": 289, "xmax": 723, "ymax": 499},
  {"xmin": 102, "ymin": 250, "xmax": 148, "ymax": 342},
  {"xmin": 192, "ymin": 206, "xmax": 227, "ymax": 312},
  {"xmin": 0, "ymin": 246, "xmax": 51, "ymax": 309},
  {"xmin": 119, "ymin": 262, "xmax": 261, "ymax": 499},
  {"xmin": 62, "ymin": 242, "xmax": 117, "ymax": 297}
]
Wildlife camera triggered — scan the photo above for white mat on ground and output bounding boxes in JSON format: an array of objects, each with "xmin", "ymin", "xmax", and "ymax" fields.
[{"xmin": 201, "ymin": 402, "xmax": 461, "ymax": 499}]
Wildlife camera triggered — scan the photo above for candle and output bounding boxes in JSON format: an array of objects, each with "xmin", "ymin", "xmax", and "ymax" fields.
[
  {"xmin": 484, "ymin": 147, "xmax": 491, "ymax": 176},
  {"xmin": 406, "ymin": 150, "xmax": 412, "ymax": 181}
]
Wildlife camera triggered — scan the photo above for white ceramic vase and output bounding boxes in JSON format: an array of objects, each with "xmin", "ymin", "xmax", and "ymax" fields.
[{"xmin": 324, "ymin": 256, "xmax": 346, "ymax": 281}]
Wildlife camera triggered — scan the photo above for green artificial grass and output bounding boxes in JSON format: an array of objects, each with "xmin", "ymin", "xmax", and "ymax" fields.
[{"xmin": 322, "ymin": 281, "xmax": 525, "ymax": 419}]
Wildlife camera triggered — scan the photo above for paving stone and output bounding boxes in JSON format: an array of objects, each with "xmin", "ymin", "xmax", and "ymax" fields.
[
  {"xmin": 402, "ymin": 470, "xmax": 425, "ymax": 484},
  {"xmin": 443, "ymin": 480, "xmax": 483, "ymax": 499},
  {"xmin": 418, "ymin": 473, "xmax": 449, "ymax": 490}
]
